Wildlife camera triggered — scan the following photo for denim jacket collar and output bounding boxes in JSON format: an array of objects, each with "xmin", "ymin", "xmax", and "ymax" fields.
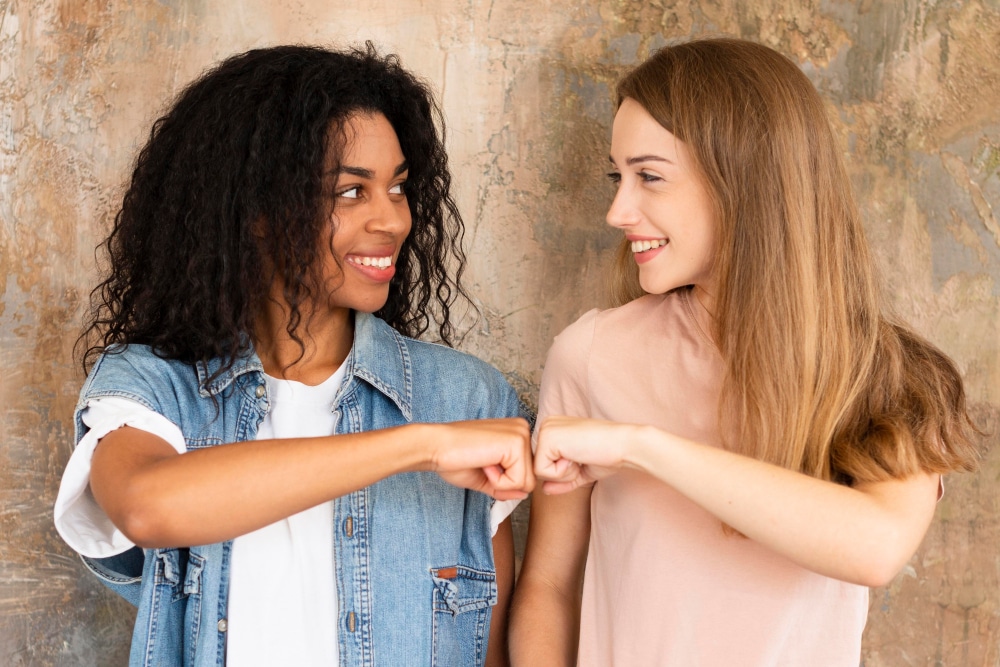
[
  {"xmin": 346, "ymin": 311, "xmax": 413, "ymax": 421},
  {"xmin": 195, "ymin": 349, "xmax": 263, "ymax": 398},
  {"xmin": 192, "ymin": 313, "xmax": 413, "ymax": 420}
]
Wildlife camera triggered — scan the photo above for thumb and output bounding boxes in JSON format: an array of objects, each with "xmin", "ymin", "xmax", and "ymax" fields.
[{"xmin": 482, "ymin": 464, "xmax": 504, "ymax": 485}]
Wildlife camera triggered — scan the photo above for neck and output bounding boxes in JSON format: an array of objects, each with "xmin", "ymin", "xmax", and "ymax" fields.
[
  {"xmin": 690, "ymin": 284, "xmax": 717, "ymax": 340},
  {"xmin": 254, "ymin": 297, "xmax": 354, "ymax": 385}
]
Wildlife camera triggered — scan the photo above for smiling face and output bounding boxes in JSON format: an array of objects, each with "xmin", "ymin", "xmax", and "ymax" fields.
[
  {"xmin": 607, "ymin": 98, "xmax": 718, "ymax": 302},
  {"xmin": 320, "ymin": 111, "xmax": 412, "ymax": 315}
]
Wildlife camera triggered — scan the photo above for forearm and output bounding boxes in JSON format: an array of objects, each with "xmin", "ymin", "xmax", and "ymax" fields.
[
  {"xmin": 92, "ymin": 424, "xmax": 432, "ymax": 548},
  {"xmin": 626, "ymin": 426, "xmax": 939, "ymax": 586},
  {"xmin": 509, "ymin": 486, "xmax": 589, "ymax": 667},
  {"xmin": 487, "ymin": 519, "xmax": 514, "ymax": 667},
  {"xmin": 509, "ymin": 578, "xmax": 580, "ymax": 667}
]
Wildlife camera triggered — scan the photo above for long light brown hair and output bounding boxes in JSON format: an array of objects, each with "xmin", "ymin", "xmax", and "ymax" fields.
[{"xmin": 612, "ymin": 38, "xmax": 980, "ymax": 484}]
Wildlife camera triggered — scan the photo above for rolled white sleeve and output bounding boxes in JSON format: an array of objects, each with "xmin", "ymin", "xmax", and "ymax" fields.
[
  {"xmin": 489, "ymin": 499, "xmax": 520, "ymax": 537},
  {"xmin": 53, "ymin": 397, "xmax": 186, "ymax": 558}
]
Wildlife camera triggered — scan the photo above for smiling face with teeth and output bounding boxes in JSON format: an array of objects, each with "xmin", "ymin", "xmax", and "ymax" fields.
[
  {"xmin": 317, "ymin": 111, "xmax": 413, "ymax": 316},
  {"xmin": 607, "ymin": 98, "xmax": 718, "ymax": 306}
]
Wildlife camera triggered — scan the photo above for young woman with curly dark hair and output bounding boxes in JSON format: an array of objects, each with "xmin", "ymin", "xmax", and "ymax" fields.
[{"xmin": 54, "ymin": 44, "xmax": 533, "ymax": 667}]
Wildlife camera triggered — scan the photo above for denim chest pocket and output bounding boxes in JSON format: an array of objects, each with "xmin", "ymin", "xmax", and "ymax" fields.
[{"xmin": 430, "ymin": 565, "xmax": 497, "ymax": 667}]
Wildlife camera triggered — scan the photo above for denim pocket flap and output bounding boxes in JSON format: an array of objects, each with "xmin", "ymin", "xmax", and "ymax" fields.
[
  {"xmin": 154, "ymin": 548, "xmax": 204, "ymax": 601},
  {"xmin": 430, "ymin": 565, "xmax": 497, "ymax": 616}
]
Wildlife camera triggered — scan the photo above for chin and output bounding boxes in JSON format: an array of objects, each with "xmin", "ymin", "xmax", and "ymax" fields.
[
  {"xmin": 354, "ymin": 296, "xmax": 392, "ymax": 314},
  {"xmin": 638, "ymin": 278, "xmax": 675, "ymax": 295}
]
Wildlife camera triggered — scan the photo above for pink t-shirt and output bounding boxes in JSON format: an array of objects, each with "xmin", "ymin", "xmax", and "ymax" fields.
[{"xmin": 537, "ymin": 289, "xmax": 868, "ymax": 666}]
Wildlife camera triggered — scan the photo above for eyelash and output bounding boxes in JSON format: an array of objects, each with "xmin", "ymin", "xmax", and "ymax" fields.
[
  {"xmin": 606, "ymin": 171, "xmax": 662, "ymax": 184},
  {"xmin": 336, "ymin": 182, "xmax": 407, "ymax": 200}
]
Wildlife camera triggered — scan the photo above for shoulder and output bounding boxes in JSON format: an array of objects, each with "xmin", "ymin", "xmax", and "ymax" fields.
[
  {"xmin": 404, "ymin": 336, "xmax": 502, "ymax": 379},
  {"xmin": 81, "ymin": 345, "xmax": 198, "ymax": 410},
  {"xmin": 548, "ymin": 293, "xmax": 674, "ymax": 360},
  {"xmin": 399, "ymin": 335, "xmax": 527, "ymax": 421},
  {"xmin": 593, "ymin": 292, "xmax": 676, "ymax": 331}
]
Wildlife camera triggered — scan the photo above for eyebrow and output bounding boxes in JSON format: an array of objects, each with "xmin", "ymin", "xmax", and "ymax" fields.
[
  {"xmin": 607, "ymin": 154, "xmax": 675, "ymax": 166},
  {"xmin": 337, "ymin": 160, "xmax": 409, "ymax": 178}
]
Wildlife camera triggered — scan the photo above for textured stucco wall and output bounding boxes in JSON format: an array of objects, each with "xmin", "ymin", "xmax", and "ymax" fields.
[{"xmin": 1, "ymin": 1, "xmax": 997, "ymax": 664}]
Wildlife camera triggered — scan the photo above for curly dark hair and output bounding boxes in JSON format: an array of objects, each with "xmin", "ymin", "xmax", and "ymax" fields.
[{"xmin": 81, "ymin": 43, "xmax": 471, "ymax": 373}]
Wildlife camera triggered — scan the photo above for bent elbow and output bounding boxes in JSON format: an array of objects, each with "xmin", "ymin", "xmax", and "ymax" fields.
[
  {"xmin": 855, "ymin": 562, "xmax": 904, "ymax": 589},
  {"xmin": 111, "ymin": 490, "xmax": 178, "ymax": 548},
  {"xmin": 851, "ymin": 542, "xmax": 915, "ymax": 588}
]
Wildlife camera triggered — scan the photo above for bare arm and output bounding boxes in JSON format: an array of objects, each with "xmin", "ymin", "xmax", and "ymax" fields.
[
  {"xmin": 487, "ymin": 517, "xmax": 515, "ymax": 667},
  {"xmin": 90, "ymin": 418, "xmax": 533, "ymax": 548},
  {"xmin": 508, "ymin": 487, "xmax": 591, "ymax": 667},
  {"xmin": 534, "ymin": 417, "xmax": 939, "ymax": 588}
]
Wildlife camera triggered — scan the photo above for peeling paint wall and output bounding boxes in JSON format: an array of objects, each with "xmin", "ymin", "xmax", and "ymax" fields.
[{"xmin": 1, "ymin": 1, "xmax": 997, "ymax": 664}]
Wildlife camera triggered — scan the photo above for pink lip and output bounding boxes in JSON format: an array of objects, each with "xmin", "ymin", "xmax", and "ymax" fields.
[
  {"xmin": 634, "ymin": 243, "xmax": 667, "ymax": 264},
  {"xmin": 344, "ymin": 254, "xmax": 396, "ymax": 283}
]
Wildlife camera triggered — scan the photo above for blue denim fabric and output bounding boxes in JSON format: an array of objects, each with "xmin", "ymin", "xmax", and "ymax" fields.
[{"xmin": 73, "ymin": 312, "xmax": 530, "ymax": 667}]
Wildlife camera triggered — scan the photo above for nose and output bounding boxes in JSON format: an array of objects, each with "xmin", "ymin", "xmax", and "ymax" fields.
[
  {"xmin": 367, "ymin": 191, "xmax": 412, "ymax": 237},
  {"xmin": 605, "ymin": 182, "xmax": 639, "ymax": 230}
]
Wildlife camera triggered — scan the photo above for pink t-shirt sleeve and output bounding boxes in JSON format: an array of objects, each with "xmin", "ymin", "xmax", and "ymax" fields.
[{"xmin": 534, "ymin": 309, "xmax": 599, "ymax": 446}]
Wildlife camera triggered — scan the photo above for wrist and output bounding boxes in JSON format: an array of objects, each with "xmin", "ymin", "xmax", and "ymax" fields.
[
  {"xmin": 402, "ymin": 422, "xmax": 439, "ymax": 473},
  {"xmin": 622, "ymin": 424, "xmax": 657, "ymax": 474}
]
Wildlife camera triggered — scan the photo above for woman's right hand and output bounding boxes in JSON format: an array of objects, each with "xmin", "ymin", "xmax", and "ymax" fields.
[
  {"xmin": 90, "ymin": 418, "xmax": 534, "ymax": 549},
  {"xmin": 423, "ymin": 418, "xmax": 535, "ymax": 500}
]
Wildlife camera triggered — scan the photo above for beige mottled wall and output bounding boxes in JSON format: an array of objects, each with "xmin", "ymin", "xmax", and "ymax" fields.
[{"xmin": 1, "ymin": 0, "xmax": 997, "ymax": 664}]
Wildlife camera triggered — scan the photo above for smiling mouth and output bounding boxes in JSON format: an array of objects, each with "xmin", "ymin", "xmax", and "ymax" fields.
[
  {"xmin": 346, "ymin": 255, "xmax": 393, "ymax": 269},
  {"xmin": 631, "ymin": 239, "xmax": 668, "ymax": 253}
]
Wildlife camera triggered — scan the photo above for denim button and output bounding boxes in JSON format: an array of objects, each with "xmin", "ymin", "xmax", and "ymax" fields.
[
  {"xmin": 217, "ymin": 618, "xmax": 228, "ymax": 632},
  {"xmin": 347, "ymin": 611, "xmax": 356, "ymax": 632},
  {"xmin": 345, "ymin": 516, "xmax": 354, "ymax": 537},
  {"xmin": 254, "ymin": 385, "xmax": 265, "ymax": 398}
]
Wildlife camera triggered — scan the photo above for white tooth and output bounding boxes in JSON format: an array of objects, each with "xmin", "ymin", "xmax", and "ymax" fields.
[
  {"xmin": 363, "ymin": 257, "xmax": 372, "ymax": 266},
  {"xmin": 632, "ymin": 241, "xmax": 640, "ymax": 253},
  {"xmin": 642, "ymin": 240, "xmax": 651, "ymax": 251},
  {"xmin": 380, "ymin": 258, "xmax": 389, "ymax": 268}
]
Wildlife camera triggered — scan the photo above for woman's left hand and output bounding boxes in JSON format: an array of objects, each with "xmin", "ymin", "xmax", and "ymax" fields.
[
  {"xmin": 534, "ymin": 416, "xmax": 641, "ymax": 494},
  {"xmin": 535, "ymin": 412, "xmax": 942, "ymax": 588}
]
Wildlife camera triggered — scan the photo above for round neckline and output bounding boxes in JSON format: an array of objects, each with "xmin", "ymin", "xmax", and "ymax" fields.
[{"xmin": 264, "ymin": 362, "xmax": 347, "ymax": 405}]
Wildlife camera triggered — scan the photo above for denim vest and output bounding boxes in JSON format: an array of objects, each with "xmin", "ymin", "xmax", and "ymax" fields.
[{"xmin": 73, "ymin": 312, "xmax": 530, "ymax": 667}]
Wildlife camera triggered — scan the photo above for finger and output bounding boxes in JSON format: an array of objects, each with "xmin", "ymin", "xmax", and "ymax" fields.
[
  {"xmin": 495, "ymin": 443, "xmax": 529, "ymax": 492},
  {"xmin": 534, "ymin": 453, "xmax": 578, "ymax": 482},
  {"xmin": 482, "ymin": 464, "xmax": 504, "ymax": 486},
  {"xmin": 521, "ymin": 441, "xmax": 536, "ymax": 494}
]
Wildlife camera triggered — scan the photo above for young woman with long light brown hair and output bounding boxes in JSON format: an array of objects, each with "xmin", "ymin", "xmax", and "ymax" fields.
[{"xmin": 510, "ymin": 38, "xmax": 980, "ymax": 665}]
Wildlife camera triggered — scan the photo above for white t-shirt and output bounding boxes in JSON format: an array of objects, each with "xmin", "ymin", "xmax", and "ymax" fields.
[{"xmin": 54, "ymin": 367, "xmax": 517, "ymax": 667}]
